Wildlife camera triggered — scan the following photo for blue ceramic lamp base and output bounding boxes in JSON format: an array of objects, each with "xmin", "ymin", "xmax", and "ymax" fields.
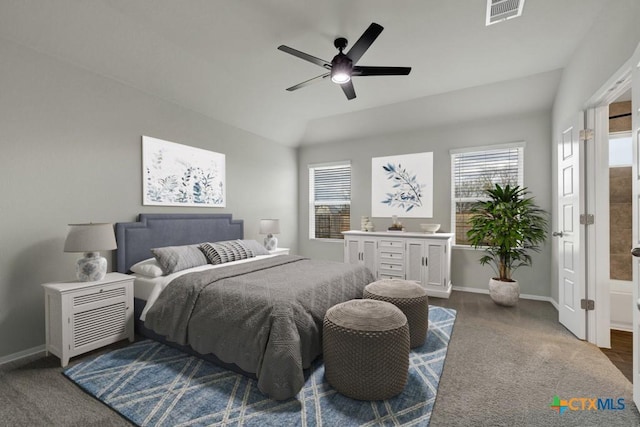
[
  {"xmin": 264, "ymin": 235, "xmax": 278, "ymax": 251},
  {"xmin": 76, "ymin": 252, "xmax": 107, "ymax": 282}
]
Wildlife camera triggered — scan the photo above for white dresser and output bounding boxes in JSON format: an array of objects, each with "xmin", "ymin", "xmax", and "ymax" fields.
[
  {"xmin": 42, "ymin": 272, "xmax": 134, "ymax": 367},
  {"xmin": 343, "ymin": 230, "xmax": 453, "ymax": 298}
]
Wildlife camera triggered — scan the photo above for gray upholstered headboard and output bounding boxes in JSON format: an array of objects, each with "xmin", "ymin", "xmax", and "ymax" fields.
[{"xmin": 115, "ymin": 213, "xmax": 244, "ymax": 273}]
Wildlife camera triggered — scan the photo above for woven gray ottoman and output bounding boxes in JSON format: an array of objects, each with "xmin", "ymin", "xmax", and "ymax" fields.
[
  {"xmin": 323, "ymin": 299, "xmax": 410, "ymax": 401},
  {"xmin": 364, "ymin": 279, "xmax": 429, "ymax": 348}
]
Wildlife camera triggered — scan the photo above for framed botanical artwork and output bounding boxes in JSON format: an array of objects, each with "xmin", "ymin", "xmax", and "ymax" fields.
[
  {"xmin": 371, "ymin": 152, "xmax": 433, "ymax": 218},
  {"xmin": 142, "ymin": 136, "xmax": 226, "ymax": 207}
]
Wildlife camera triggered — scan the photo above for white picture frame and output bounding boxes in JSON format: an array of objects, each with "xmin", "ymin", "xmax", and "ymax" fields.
[
  {"xmin": 142, "ymin": 136, "xmax": 226, "ymax": 207},
  {"xmin": 371, "ymin": 152, "xmax": 433, "ymax": 218}
]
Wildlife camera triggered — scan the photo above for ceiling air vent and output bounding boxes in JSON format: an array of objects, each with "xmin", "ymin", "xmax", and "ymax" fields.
[{"xmin": 486, "ymin": 0, "xmax": 525, "ymax": 26}]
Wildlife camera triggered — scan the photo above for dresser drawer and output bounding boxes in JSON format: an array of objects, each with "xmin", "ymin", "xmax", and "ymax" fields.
[
  {"xmin": 379, "ymin": 239, "xmax": 404, "ymax": 250},
  {"xmin": 379, "ymin": 273, "xmax": 405, "ymax": 280},
  {"xmin": 380, "ymin": 261, "xmax": 403, "ymax": 269},
  {"xmin": 379, "ymin": 251, "xmax": 404, "ymax": 262},
  {"xmin": 379, "ymin": 262, "xmax": 404, "ymax": 275}
]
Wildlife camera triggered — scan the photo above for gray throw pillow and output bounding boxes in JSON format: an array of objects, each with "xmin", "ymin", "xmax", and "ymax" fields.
[
  {"xmin": 241, "ymin": 239, "xmax": 270, "ymax": 256},
  {"xmin": 151, "ymin": 244, "xmax": 208, "ymax": 275}
]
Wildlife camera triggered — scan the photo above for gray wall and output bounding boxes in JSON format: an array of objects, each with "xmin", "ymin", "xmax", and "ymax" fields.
[
  {"xmin": 298, "ymin": 110, "xmax": 552, "ymax": 297},
  {"xmin": 551, "ymin": 0, "xmax": 640, "ymax": 302},
  {"xmin": 0, "ymin": 38, "xmax": 297, "ymax": 359}
]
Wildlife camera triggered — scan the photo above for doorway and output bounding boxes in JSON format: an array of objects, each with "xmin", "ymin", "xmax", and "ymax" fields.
[
  {"xmin": 599, "ymin": 97, "xmax": 633, "ymax": 382},
  {"xmin": 609, "ymin": 125, "xmax": 633, "ymax": 332},
  {"xmin": 582, "ymin": 68, "xmax": 632, "ymax": 349}
]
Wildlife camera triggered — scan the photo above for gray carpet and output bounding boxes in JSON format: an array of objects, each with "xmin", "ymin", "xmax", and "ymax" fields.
[
  {"xmin": 429, "ymin": 292, "xmax": 639, "ymax": 426},
  {"xmin": 1, "ymin": 291, "xmax": 638, "ymax": 426}
]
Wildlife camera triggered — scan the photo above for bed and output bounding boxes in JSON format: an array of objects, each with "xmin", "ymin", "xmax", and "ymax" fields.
[{"xmin": 115, "ymin": 213, "xmax": 374, "ymax": 400}]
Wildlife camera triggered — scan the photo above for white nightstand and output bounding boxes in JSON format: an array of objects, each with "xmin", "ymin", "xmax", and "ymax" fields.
[
  {"xmin": 269, "ymin": 247, "xmax": 290, "ymax": 255},
  {"xmin": 42, "ymin": 272, "xmax": 134, "ymax": 367}
]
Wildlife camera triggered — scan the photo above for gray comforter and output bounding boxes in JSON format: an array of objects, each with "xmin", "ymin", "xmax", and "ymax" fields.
[{"xmin": 144, "ymin": 255, "xmax": 374, "ymax": 400}]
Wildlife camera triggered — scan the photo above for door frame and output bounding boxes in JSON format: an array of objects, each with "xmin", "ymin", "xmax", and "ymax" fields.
[{"xmin": 584, "ymin": 62, "xmax": 633, "ymax": 348}]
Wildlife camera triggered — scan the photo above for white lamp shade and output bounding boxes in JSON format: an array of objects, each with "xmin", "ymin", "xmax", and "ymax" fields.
[
  {"xmin": 64, "ymin": 223, "xmax": 117, "ymax": 253},
  {"xmin": 259, "ymin": 219, "xmax": 280, "ymax": 235}
]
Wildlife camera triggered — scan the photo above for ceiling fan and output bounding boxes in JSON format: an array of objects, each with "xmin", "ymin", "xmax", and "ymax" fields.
[{"xmin": 277, "ymin": 22, "xmax": 411, "ymax": 100}]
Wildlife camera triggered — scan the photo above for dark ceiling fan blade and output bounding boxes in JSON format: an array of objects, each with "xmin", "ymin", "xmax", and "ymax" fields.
[
  {"xmin": 352, "ymin": 66, "xmax": 412, "ymax": 76},
  {"xmin": 345, "ymin": 23, "xmax": 383, "ymax": 64},
  {"xmin": 340, "ymin": 80, "xmax": 356, "ymax": 100},
  {"xmin": 286, "ymin": 73, "xmax": 331, "ymax": 91},
  {"xmin": 277, "ymin": 45, "xmax": 332, "ymax": 69}
]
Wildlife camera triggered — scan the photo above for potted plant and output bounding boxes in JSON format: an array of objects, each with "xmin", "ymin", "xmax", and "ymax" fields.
[{"xmin": 466, "ymin": 184, "xmax": 548, "ymax": 306}]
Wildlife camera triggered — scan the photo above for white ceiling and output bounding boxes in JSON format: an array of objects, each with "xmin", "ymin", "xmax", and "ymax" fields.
[{"xmin": 0, "ymin": 0, "xmax": 610, "ymax": 146}]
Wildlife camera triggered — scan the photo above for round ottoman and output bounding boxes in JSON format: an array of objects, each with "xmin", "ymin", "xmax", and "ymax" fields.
[
  {"xmin": 364, "ymin": 279, "xmax": 429, "ymax": 348},
  {"xmin": 323, "ymin": 299, "xmax": 409, "ymax": 401}
]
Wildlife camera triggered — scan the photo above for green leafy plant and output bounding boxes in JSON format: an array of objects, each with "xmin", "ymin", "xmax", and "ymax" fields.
[{"xmin": 466, "ymin": 184, "xmax": 548, "ymax": 282}]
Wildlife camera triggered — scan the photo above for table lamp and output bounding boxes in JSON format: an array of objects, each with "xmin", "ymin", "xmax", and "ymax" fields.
[
  {"xmin": 64, "ymin": 223, "xmax": 117, "ymax": 282},
  {"xmin": 259, "ymin": 219, "xmax": 280, "ymax": 251}
]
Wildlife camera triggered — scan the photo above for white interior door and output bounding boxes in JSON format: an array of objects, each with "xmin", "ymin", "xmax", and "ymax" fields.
[
  {"xmin": 557, "ymin": 114, "xmax": 587, "ymax": 339},
  {"xmin": 630, "ymin": 42, "xmax": 640, "ymax": 410}
]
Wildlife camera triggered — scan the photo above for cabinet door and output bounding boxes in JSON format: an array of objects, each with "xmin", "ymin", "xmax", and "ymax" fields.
[
  {"xmin": 69, "ymin": 282, "xmax": 129, "ymax": 354},
  {"xmin": 345, "ymin": 238, "xmax": 360, "ymax": 264},
  {"xmin": 425, "ymin": 241, "xmax": 446, "ymax": 288},
  {"xmin": 405, "ymin": 240, "xmax": 424, "ymax": 283},
  {"xmin": 362, "ymin": 239, "xmax": 378, "ymax": 276}
]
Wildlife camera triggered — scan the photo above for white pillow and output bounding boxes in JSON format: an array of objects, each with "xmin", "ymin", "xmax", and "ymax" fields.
[{"xmin": 130, "ymin": 258, "xmax": 164, "ymax": 278}]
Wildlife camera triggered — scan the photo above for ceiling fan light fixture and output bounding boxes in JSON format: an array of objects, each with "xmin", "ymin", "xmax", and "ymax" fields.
[
  {"xmin": 331, "ymin": 54, "xmax": 352, "ymax": 84},
  {"xmin": 331, "ymin": 69, "xmax": 351, "ymax": 84}
]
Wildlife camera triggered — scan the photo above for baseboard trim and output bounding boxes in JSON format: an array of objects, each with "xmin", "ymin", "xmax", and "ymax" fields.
[
  {"xmin": 452, "ymin": 286, "xmax": 559, "ymax": 310},
  {"xmin": 0, "ymin": 345, "xmax": 46, "ymax": 367},
  {"xmin": 610, "ymin": 324, "xmax": 633, "ymax": 333}
]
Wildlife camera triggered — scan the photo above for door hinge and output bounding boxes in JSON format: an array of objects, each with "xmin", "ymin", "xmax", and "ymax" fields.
[
  {"xmin": 579, "ymin": 129, "xmax": 594, "ymax": 142},
  {"xmin": 580, "ymin": 299, "xmax": 595, "ymax": 311},
  {"xmin": 580, "ymin": 214, "xmax": 594, "ymax": 225}
]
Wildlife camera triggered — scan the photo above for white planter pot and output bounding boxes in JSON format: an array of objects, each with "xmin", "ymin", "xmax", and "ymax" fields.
[{"xmin": 489, "ymin": 278, "xmax": 520, "ymax": 306}]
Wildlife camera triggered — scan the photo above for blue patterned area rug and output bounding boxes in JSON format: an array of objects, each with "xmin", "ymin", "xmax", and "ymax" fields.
[{"xmin": 64, "ymin": 306, "xmax": 456, "ymax": 427}]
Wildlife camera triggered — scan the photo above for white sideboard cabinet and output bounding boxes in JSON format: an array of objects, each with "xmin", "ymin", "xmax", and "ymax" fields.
[{"xmin": 343, "ymin": 230, "xmax": 453, "ymax": 298}]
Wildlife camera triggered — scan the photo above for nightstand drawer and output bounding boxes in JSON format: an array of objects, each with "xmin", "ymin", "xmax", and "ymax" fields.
[{"xmin": 72, "ymin": 286, "xmax": 126, "ymax": 307}]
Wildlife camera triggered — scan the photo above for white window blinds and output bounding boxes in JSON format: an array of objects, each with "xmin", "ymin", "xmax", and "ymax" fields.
[
  {"xmin": 450, "ymin": 143, "xmax": 524, "ymax": 245},
  {"xmin": 309, "ymin": 162, "xmax": 351, "ymax": 239}
]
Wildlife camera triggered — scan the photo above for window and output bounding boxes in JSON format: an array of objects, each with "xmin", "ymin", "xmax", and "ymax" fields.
[
  {"xmin": 450, "ymin": 142, "xmax": 525, "ymax": 245},
  {"xmin": 309, "ymin": 162, "xmax": 351, "ymax": 240},
  {"xmin": 609, "ymin": 132, "xmax": 632, "ymax": 166}
]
